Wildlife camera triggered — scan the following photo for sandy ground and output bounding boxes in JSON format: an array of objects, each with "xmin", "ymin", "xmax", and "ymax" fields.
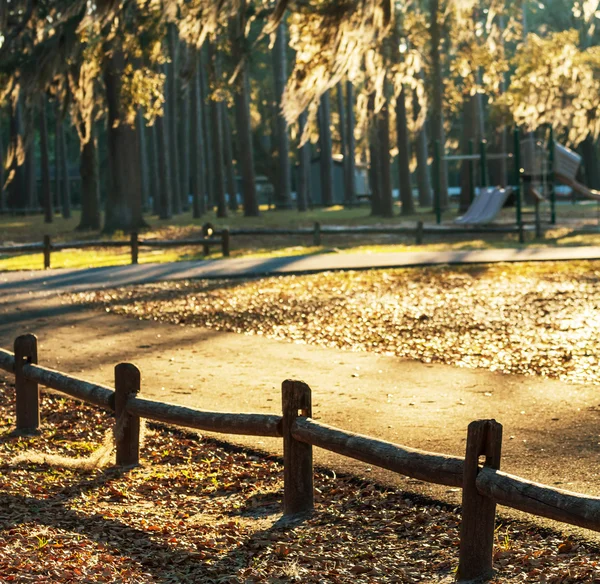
[{"xmin": 1, "ymin": 274, "xmax": 600, "ymax": 541}]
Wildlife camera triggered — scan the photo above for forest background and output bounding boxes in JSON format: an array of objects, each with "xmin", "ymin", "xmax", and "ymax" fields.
[{"xmin": 1, "ymin": 0, "xmax": 599, "ymax": 235}]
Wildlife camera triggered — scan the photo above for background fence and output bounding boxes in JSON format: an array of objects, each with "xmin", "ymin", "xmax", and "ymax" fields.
[
  {"xmin": 230, "ymin": 221, "xmax": 527, "ymax": 246},
  {"xmin": 1, "ymin": 220, "xmax": 547, "ymax": 271},
  {"xmin": 1, "ymin": 333, "xmax": 599, "ymax": 582},
  {"xmin": 0, "ymin": 225, "xmax": 230, "ymax": 269}
]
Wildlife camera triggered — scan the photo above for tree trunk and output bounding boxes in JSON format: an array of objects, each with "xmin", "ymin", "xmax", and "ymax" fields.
[
  {"xmin": 24, "ymin": 136, "xmax": 36, "ymax": 209},
  {"xmin": 77, "ymin": 125, "xmax": 101, "ymax": 230},
  {"xmin": 396, "ymin": 87, "xmax": 415, "ymax": 215},
  {"xmin": 39, "ymin": 99, "xmax": 52, "ymax": 223},
  {"xmin": 178, "ymin": 50, "xmax": 190, "ymax": 211},
  {"xmin": 59, "ymin": 120, "xmax": 71, "ymax": 219},
  {"xmin": 336, "ymin": 82, "xmax": 348, "ymax": 199},
  {"xmin": 345, "ymin": 80, "xmax": 357, "ymax": 205},
  {"xmin": 319, "ymin": 90, "xmax": 334, "ymax": 206},
  {"xmin": 459, "ymin": 93, "xmax": 481, "ymax": 213},
  {"xmin": 369, "ymin": 140, "xmax": 382, "ymax": 215},
  {"xmin": 7, "ymin": 97, "xmax": 26, "ymax": 210},
  {"xmin": 53, "ymin": 102, "xmax": 61, "ymax": 210},
  {"xmin": 232, "ymin": 19, "xmax": 259, "ymax": 217},
  {"xmin": 137, "ymin": 109, "xmax": 150, "ymax": 212},
  {"xmin": 414, "ymin": 84, "xmax": 432, "ymax": 207},
  {"xmin": 430, "ymin": 0, "xmax": 449, "ymax": 210},
  {"xmin": 155, "ymin": 113, "xmax": 172, "ymax": 219},
  {"xmin": 272, "ymin": 21, "xmax": 292, "ymax": 209},
  {"xmin": 200, "ymin": 45, "xmax": 215, "ymax": 209},
  {"xmin": 368, "ymin": 96, "xmax": 382, "ymax": 216},
  {"xmin": 580, "ymin": 136, "xmax": 600, "ymax": 189},
  {"xmin": 496, "ymin": 15, "xmax": 508, "ymax": 188},
  {"xmin": 102, "ymin": 49, "xmax": 145, "ymax": 233},
  {"xmin": 147, "ymin": 120, "xmax": 160, "ymax": 215},
  {"xmin": 378, "ymin": 101, "xmax": 394, "ymax": 217},
  {"xmin": 208, "ymin": 42, "xmax": 227, "ymax": 218},
  {"xmin": 0, "ymin": 125, "xmax": 4, "ymax": 212},
  {"xmin": 167, "ymin": 24, "xmax": 182, "ymax": 214},
  {"xmin": 222, "ymin": 104, "xmax": 238, "ymax": 212},
  {"xmin": 191, "ymin": 60, "xmax": 206, "ymax": 219},
  {"xmin": 297, "ymin": 111, "xmax": 310, "ymax": 212},
  {"xmin": 415, "ymin": 123, "xmax": 432, "ymax": 207}
]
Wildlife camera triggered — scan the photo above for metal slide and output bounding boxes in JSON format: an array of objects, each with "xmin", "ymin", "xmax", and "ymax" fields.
[
  {"xmin": 455, "ymin": 187, "xmax": 513, "ymax": 225},
  {"xmin": 555, "ymin": 172, "xmax": 600, "ymax": 202}
]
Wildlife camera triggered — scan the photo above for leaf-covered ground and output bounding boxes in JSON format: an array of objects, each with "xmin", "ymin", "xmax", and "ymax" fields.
[
  {"xmin": 72, "ymin": 261, "xmax": 600, "ymax": 385},
  {"xmin": 1, "ymin": 379, "xmax": 600, "ymax": 583}
]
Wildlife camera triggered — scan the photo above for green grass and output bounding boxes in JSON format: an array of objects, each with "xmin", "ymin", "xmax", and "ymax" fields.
[
  {"xmin": 0, "ymin": 248, "xmax": 207, "ymax": 271},
  {"xmin": 2, "ymin": 202, "xmax": 600, "ymax": 272},
  {"xmin": 1, "ymin": 205, "xmax": 414, "ymax": 244}
]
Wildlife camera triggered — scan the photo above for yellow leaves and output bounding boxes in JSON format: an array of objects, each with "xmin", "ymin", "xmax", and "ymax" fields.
[
  {"xmin": 120, "ymin": 66, "xmax": 166, "ymax": 126},
  {"xmin": 503, "ymin": 29, "xmax": 600, "ymax": 145},
  {"xmin": 73, "ymin": 261, "xmax": 600, "ymax": 386},
  {"xmin": 282, "ymin": 0, "xmax": 395, "ymax": 128}
]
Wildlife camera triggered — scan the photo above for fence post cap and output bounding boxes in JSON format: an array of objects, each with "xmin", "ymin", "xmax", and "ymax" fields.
[{"xmin": 114, "ymin": 363, "xmax": 141, "ymax": 390}]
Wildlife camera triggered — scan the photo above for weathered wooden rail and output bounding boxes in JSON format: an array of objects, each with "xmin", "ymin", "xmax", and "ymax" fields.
[
  {"xmin": 1, "ymin": 333, "xmax": 598, "ymax": 582},
  {"xmin": 0, "ymin": 228, "xmax": 230, "ymax": 269},
  {"xmin": 230, "ymin": 221, "xmax": 528, "ymax": 247}
]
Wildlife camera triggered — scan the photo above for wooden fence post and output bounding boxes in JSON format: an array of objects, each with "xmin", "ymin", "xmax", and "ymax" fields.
[
  {"xmin": 282, "ymin": 379, "xmax": 314, "ymax": 515},
  {"xmin": 221, "ymin": 228, "xmax": 230, "ymax": 257},
  {"xmin": 43, "ymin": 235, "xmax": 51, "ymax": 269},
  {"xmin": 313, "ymin": 222, "xmax": 321, "ymax": 246},
  {"xmin": 458, "ymin": 419, "xmax": 503, "ymax": 582},
  {"xmin": 14, "ymin": 334, "xmax": 39, "ymax": 433},
  {"xmin": 415, "ymin": 220, "xmax": 424, "ymax": 245},
  {"xmin": 130, "ymin": 232, "xmax": 139, "ymax": 264},
  {"xmin": 114, "ymin": 363, "xmax": 141, "ymax": 466},
  {"xmin": 202, "ymin": 222, "xmax": 213, "ymax": 257},
  {"xmin": 518, "ymin": 222, "xmax": 525, "ymax": 244}
]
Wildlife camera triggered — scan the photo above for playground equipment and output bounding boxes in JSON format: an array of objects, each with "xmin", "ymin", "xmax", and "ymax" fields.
[
  {"xmin": 433, "ymin": 133, "xmax": 518, "ymax": 226},
  {"xmin": 435, "ymin": 127, "xmax": 599, "ymax": 229},
  {"xmin": 521, "ymin": 133, "xmax": 600, "ymax": 224},
  {"xmin": 455, "ymin": 187, "xmax": 513, "ymax": 225},
  {"xmin": 552, "ymin": 143, "xmax": 600, "ymax": 201}
]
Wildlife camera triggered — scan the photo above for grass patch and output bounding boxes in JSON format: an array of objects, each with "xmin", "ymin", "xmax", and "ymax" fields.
[{"xmin": 3, "ymin": 205, "xmax": 600, "ymax": 272}]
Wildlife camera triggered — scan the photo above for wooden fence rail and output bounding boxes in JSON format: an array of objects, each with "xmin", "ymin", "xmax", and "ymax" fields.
[
  {"xmin": 477, "ymin": 467, "xmax": 600, "ymax": 532},
  {"xmin": 0, "ymin": 334, "xmax": 598, "ymax": 582},
  {"xmin": 229, "ymin": 221, "xmax": 527, "ymax": 247},
  {"xmin": 1, "ymin": 221, "xmax": 538, "ymax": 270},
  {"xmin": 126, "ymin": 396, "xmax": 282, "ymax": 437},
  {"xmin": 292, "ymin": 417, "xmax": 464, "ymax": 488},
  {"xmin": 0, "ymin": 230, "xmax": 230, "ymax": 269},
  {"xmin": 22, "ymin": 363, "xmax": 115, "ymax": 410}
]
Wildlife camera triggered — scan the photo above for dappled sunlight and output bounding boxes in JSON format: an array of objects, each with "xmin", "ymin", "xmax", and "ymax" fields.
[
  {"xmin": 2, "ymin": 381, "xmax": 597, "ymax": 582},
  {"xmin": 71, "ymin": 261, "xmax": 600, "ymax": 385}
]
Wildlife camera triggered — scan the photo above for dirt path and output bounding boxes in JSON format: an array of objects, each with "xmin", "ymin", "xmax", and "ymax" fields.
[{"xmin": 2, "ymin": 280, "xmax": 600, "ymax": 529}]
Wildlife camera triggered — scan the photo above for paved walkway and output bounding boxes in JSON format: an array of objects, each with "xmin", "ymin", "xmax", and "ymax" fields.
[{"xmin": 2, "ymin": 245, "xmax": 600, "ymax": 293}]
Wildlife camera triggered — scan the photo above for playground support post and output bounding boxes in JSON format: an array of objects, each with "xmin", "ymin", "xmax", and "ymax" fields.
[
  {"xmin": 513, "ymin": 128, "xmax": 522, "ymax": 226},
  {"xmin": 434, "ymin": 140, "xmax": 442, "ymax": 225},
  {"xmin": 479, "ymin": 140, "xmax": 488, "ymax": 188},
  {"xmin": 468, "ymin": 140, "xmax": 475, "ymax": 204},
  {"xmin": 549, "ymin": 127, "xmax": 556, "ymax": 225}
]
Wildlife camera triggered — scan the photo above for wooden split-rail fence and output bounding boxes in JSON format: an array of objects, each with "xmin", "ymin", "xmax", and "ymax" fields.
[
  {"xmin": 230, "ymin": 221, "xmax": 528, "ymax": 246},
  {"xmin": 1, "ymin": 220, "xmax": 533, "ymax": 272},
  {"xmin": 0, "ymin": 224, "xmax": 230, "ymax": 270},
  {"xmin": 1, "ymin": 333, "xmax": 599, "ymax": 582}
]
